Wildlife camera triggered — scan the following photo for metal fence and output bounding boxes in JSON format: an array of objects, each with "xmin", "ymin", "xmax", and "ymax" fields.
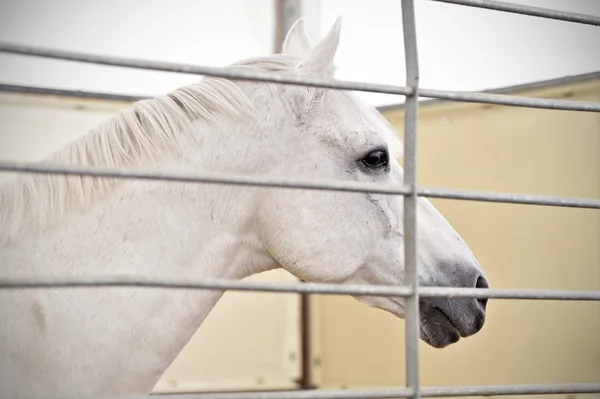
[{"xmin": 0, "ymin": 0, "xmax": 599, "ymax": 398}]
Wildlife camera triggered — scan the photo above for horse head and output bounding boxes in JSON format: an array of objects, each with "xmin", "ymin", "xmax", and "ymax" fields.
[{"xmin": 252, "ymin": 17, "xmax": 489, "ymax": 348}]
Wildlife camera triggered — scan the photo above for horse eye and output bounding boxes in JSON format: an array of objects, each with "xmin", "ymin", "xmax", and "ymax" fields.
[{"xmin": 361, "ymin": 149, "xmax": 389, "ymax": 169}]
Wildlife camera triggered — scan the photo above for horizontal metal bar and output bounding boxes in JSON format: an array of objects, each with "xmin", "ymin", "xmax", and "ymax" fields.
[
  {"xmin": 0, "ymin": 42, "xmax": 413, "ymax": 97},
  {"xmin": 0, "ymin": 161, "xmax": 410, "ymax": 196},
  {"xmin": 2, "ymin": 43, "xmax": 600, "ymax": 112},
  {"xmin": 1, "ymin": 275, "xmax": 599, "ymax": 301},
  {"xmin": 113, "ymin": 382, "xmax": 600, "ymax": 398},
  {"xmin": 0, "ymin": 275, "xmax": 410, "ymax": 297},
  {"xmin": 117, "ymin": 388, "xmax": 416, "ymax": 399},
  {"xmin": 428, "ymin": 0, "xmax": 600, "ymax": 26},
  {"xmin": 378, "ymin": 71, "xmax": 600, "ymax": 113},
  {"xmin": 421, "ymin": 286, "xmax": 600, "ymax": 301},
  {"xmin": 0, "ymin": 83, "xmax": 148, "ymax": 102},
  {"xmin": 1, "ymin": 161, "xmax": 599, "ymax": 209},
  {"xmin": 422, "ymin": 383, "xmax": 600, "ymax": 397},
  {"xmin": 419, "ymin": 87, "xmax": 600, "ymax": 112},
  {"xmin": 420, "ymin": 186, "xmax": 600, "ymax": 209},
  {"xmin": 3, "ymin": 74, "xmax": 600, "ymax": 114}
]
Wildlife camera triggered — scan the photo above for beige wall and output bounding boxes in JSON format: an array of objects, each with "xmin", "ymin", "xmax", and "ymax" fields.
[
  {"xmin": 310, "ymin": 79, "xmax": 600, "ymax": 399},
  {"xmin": 154, "ymin": 269, "xmax": 301, "ymax": 393},
  {"xmin": 0, "ymin": 91, "xmax": 302, "ymax": 393}
]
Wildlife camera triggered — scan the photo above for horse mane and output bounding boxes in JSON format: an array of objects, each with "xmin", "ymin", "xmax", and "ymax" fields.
[{"xmin": 0, "ymin": 54, "xmax": 301, "ymax": 244}]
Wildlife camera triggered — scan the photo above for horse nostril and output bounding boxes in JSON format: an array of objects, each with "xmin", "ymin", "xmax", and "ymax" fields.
[
  {"xmin": 475, "ymin": 275, "xmax": 489, "ymax": 310},
  {"xmin": 475, "ymin": 275, "xmax": 489, "ymax": 289}
]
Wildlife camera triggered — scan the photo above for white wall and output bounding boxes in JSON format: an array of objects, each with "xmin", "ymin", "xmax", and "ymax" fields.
[
  {"xmin": 0, "ymin": 0, "xmax": 599, "ymax": 106},
  {"xmin": 0, "ymin": 0, "xmax": 274, "ymax": 97},
  {"xmin": 322, "ymin": 0, "xmax": 600, "ymax": 105}
]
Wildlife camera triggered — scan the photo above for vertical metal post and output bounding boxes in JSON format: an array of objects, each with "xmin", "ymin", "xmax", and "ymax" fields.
[
  {"xmin": 273, "ymin": 0, "xmax": 303, "ymax": 52},
  {"xmin": 401, "ymin": 0, "xmax": 421, "ymax": 398}
]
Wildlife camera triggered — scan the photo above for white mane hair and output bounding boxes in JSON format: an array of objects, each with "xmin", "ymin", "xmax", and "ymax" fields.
[{"xmin": 0, "ymin": 53, "xmax": 402, "ymax": 245}]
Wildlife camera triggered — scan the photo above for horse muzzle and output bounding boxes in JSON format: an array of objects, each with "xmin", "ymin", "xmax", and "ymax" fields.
[{"xmin": 418, "ymin": 275, "xmax": 489, "ymax": 348}]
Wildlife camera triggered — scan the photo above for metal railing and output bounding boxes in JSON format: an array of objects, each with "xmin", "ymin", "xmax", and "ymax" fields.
[{"xmin": 0, "ymin": 0, "xmax": 599, "ymax": 398}]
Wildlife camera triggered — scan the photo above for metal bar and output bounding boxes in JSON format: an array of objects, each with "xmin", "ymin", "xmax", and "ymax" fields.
[
  {"xmin": 1, "ymin": 276, "xmax": 600, "ymax": 301},
  {"xmin": 1, "ymin": 161, "xmax": 599, "ymax": 209},
  {"xmin": 2, "ymin": 43, "xmax": 600, "ymax": 112},
  {"xmin": 120, "ymin": 388, "xmax": 416, "ymax": 399},
  {"xmin": 421, "ymin": 286, "xmax": 600, "ymax": 300},
  {"xmin": 0, "ymin": 83, "xmax": 148, "ymax": 102},
  {"xmin": 271, "ymin": 8, "xmax": 317, "ymax": 388},
  {"xmin": 419, "ymin": 186, "xmax": 600, "ymax": 209},
  {"xmin": 2, "ymin": 71, "xmax": 599, "ymax": 113},
  {"xmin": 423, "ymin": 383, "xmax": 600, "ymax": 397},
  {"xmin": 0, "ymin": 161, "xmax": 411, "ymax": 196},
  {"xmin": 401, "ymin": 0, "xmax": 421, "ymax": 398},
  {"xmin": 0, "ymin": 42, "xmax": 412, "ymax": 97},
  {"xmin": 418, "ymin": 87, "xmax": 600, "ymax": 112},
  {"xmin": 378, "ymin": 71, "xmax": 600, "ymax": 113},
  {"xmin": 428, "ymin": 0, "xmax": 600, "ymax": 26},
  {"xmin": 273, "ymin": 0, "xmax": 302, "ymax": 53},
  {"xmin": 299, "ymin": 285, "xmax": 315, "ymax": 389},
  {"xmin": 110, "ymin": 382, "xmax": 600, "ymax": 398},
  {"xmin": 0, "ymin": 275, "xmax": 411, "ymax": 297}
]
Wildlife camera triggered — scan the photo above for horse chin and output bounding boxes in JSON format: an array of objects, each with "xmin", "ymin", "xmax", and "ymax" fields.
[
  {"xmin": 418, "ymin": 306, "xmax": 462, "ymax": 348},
  {"xmin": 353, "ymin": 296, "xmax": 464, "ymax": 349}
]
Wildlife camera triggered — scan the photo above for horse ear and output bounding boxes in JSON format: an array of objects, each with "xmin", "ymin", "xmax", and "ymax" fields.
[
  {"xmin": 282, "ymin": 17, "xmax": 312, "ymax": 56},
  {"xmin": 294, "ymin": 16, "xmax": 342, "ymax": 77}
]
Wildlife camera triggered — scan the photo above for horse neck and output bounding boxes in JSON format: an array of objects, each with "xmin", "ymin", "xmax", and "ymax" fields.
[
  {"xmin": 0, "ymin": 117, "xmax": 280, "ymax": 396},
  {"xmin": 6, "ymin": 115, "xmax": 277, "ymax": 276}
]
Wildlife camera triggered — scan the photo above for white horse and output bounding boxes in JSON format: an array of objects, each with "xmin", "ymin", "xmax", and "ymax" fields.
[{"xmin": 0, "ymin": 18, "xmax": 489, "ymax": 397}]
